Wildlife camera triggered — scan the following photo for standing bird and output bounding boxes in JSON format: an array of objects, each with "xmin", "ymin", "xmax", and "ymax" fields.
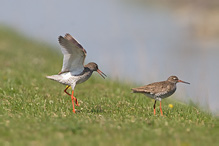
[
  {"xmin": 131, "ymin": 76, "xmax": 190, "ymax": 116},
  {"xmin": 46, "ymin": 34, "xmax": 107, "ymax": 113}
]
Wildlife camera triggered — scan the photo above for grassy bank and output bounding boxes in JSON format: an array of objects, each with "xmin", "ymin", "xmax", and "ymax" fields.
[{"xmin": 0, "ymin": 28, "xmax": 218, "ymax": 146}]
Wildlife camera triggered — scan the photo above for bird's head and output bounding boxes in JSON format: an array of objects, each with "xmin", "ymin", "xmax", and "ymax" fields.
[
  {"xmin": 167, "ymin": 76, "xmax": 190, "ymax": 84},
  {"xmin": 86, "ymin": 62, "xmax": 107, "ymax": 79}
]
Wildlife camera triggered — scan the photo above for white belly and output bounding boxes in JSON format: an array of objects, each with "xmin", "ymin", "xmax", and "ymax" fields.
[{"xmin": 59, "ymin": 72, "xmax": 80, "ymax": 85}]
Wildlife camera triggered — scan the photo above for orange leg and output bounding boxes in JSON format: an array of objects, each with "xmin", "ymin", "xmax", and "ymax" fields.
[
  {"xmin": 64, "ymin": 86, "xmax": 79, "ymax": 106},
  {"xmin": 160, "ymin": 101, "xmax": 163, "ymax": 116},
  {"xmin": 153, "ymin": 100, "xmax": 156, "ymax": 115},
  {"xmin": 71, "ymin": 90, "xmax": 76, "ymax": 113}
]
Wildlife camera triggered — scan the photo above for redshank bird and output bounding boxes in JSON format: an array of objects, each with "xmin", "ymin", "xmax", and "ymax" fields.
[
  {"xmin": 131, "ymin": 76, "xmax": 190, "ymax": 116},
  {"xmin": 46, "ymin": 33, "xmax": 107, "ymax": 113}
]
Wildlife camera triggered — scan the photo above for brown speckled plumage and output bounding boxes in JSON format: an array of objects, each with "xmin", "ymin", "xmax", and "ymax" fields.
[
  {"xmin": 131, "ymin": 76, "xmax": 190, "ymax": 116},
  {"xmin": 132, "ymin": 76, "xmax": 181, "ymax": 99}
]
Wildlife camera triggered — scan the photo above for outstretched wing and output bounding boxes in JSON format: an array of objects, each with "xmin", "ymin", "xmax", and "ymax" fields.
[{"xmin": 58, "ymin": 33, "xmax": 87, "ymax": 75}]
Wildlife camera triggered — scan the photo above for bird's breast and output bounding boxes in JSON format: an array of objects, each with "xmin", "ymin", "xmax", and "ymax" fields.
[
  {"xmin": 143, "ymin": 87, "xmax": 176, "ymax": 99},
  {"xmin": 156, "ymin": 87, "xmax": 176, "ymax": 99},
  {"xmin": 76, "ymin": 71, "xmax": 93, "ymax": 84}
]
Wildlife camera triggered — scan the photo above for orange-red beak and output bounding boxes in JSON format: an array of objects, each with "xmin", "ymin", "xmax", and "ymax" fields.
[
  {"xmin": 178, "ymin": 80, "xmax": 190, "ymax": 84},
  {"xmin": 97, "ymin": 69, "xmax": 107, "ymax": 79}
]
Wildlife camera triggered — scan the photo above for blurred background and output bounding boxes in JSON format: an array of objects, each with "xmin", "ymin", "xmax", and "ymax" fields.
[{"xmin": 0, "ymin": 0, "xmax": 218, "ymax": 114}]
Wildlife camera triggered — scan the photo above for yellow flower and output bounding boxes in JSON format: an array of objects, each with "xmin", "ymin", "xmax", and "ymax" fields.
[{"xmin": 168, "ymin": 104, "xmax": 173, "ymax": 108}]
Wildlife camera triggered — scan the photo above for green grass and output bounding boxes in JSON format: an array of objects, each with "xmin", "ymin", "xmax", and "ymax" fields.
[{"xmin": 0, "ymin": 27, "xmax": 218, "ymax": 146}]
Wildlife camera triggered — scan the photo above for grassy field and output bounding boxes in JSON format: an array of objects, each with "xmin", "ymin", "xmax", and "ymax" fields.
[{"xmin": 0, "ymin": 27, "xmax": 218, "ymax": 146}]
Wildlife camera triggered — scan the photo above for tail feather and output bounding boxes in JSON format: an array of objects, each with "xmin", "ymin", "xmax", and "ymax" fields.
[
  {"xmin": 46, "ymin": 75, "xmax": 62, "ymax": 82},
  {"xmin": 131, "ymin": 88, "xmax": 145, "ymax": 93},
  {"xmin": 131, "ymin": 88, "xmax": 137, "ymax": 93}
]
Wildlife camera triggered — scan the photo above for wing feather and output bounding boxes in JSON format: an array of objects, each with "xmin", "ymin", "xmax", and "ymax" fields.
[
  {"xmin": 58, "ymin": 34, "xmax": 87, "ymax": 75},
  {"xmin": 132, "ymin": 81, "xmax": 169, "ymax": 94}
]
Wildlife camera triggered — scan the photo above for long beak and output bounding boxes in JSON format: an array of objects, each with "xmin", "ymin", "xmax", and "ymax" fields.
[
  {"xmin": 97, "ymin": 69, "xmax": 107, "ymax": 79},
  {"xmin": 178, "ymin": 80, "xmax": 190, "ymax": 84}
]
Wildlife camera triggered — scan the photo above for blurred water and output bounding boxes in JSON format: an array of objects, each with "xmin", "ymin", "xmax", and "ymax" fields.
[{"xmin": 0, "ymin": 0, "xmax": 218, "ymax": 114}]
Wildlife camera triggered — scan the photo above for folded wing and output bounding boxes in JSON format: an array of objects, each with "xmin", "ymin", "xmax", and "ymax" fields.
[
  {"xmin": 58, "ymin": 34, "xmax": 87, "ymax": 75},
  {"xmin": 132, "ymin": 81, "xmax": 171, "ymax": 95}
]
